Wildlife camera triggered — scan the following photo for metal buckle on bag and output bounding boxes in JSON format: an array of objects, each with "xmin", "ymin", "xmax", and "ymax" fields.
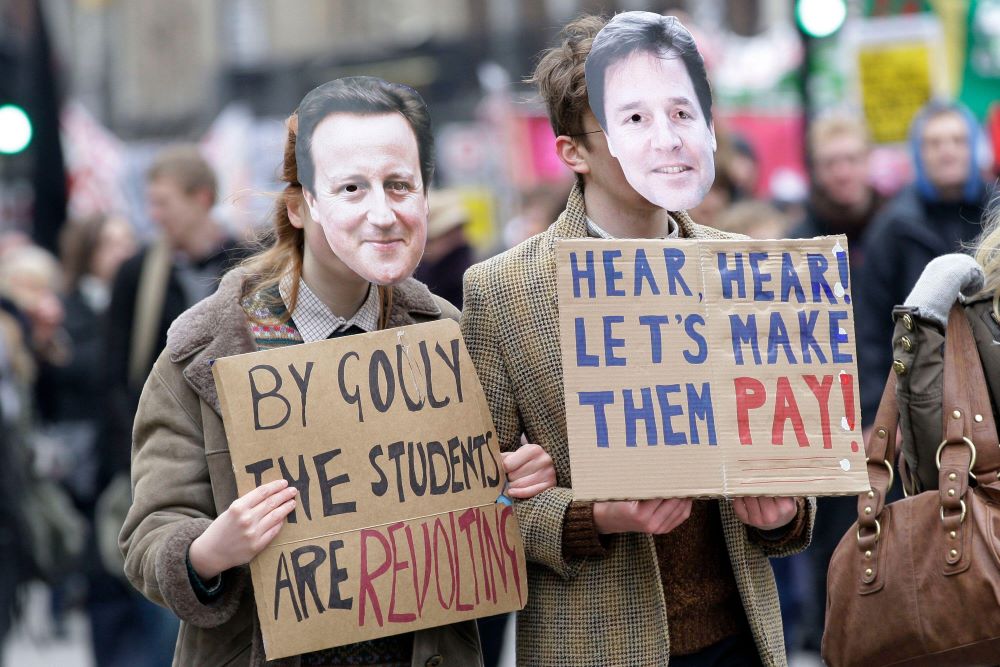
[
  {"xmin": 935, "ymin": 438, "xmax": 977, "ymax": 480},
  {"xmin": 856, "ymin": 519, "xmax": 881, "ymax": 545},
  {"xmin": 865, "ymin": 457, "xmax": 894, "ymax": 490},
  {"xmin": 940, "ymin": 499, "xmax": 967, "ymax": 524}
]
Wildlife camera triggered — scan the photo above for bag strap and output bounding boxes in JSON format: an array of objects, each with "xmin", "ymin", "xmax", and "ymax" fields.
[
  {"xmin": 858, "ymin": 370, "xmax": 899, "ymax": 545},
  {"xmin": 941, "ymin": 305, "xmax": 1000, "ymax": 477},
  {"xmin": 857, "ymin": 305, "xmax": 999, "ymax": 585},
  {"xmin": 128, "ymin": 239, "xmax": 172, "ymax": 389}
]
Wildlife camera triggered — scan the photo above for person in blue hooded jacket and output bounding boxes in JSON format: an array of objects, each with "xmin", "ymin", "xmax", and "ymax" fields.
[{"xmin": 855, "ymin": 100, "xmax": 992, "ymax": 431}]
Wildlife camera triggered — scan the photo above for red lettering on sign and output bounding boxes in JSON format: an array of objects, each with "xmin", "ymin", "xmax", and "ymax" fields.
[{"xmin": 734, "ymin": 377, "xmax": 766, "ymax": 445}]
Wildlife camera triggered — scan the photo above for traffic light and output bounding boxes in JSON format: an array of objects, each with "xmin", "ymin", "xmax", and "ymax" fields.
[
  {"xmin": 797, "ymin": 0, "xmax": 847, "ymax": 38},
  {"xmin": 0, "ymin": 104, "xmax": 32, "ymax": 155}
]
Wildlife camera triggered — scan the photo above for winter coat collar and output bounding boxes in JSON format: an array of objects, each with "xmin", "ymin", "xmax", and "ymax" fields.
[{"xmin": 165, "ymin": 269, "xmax": 442, "ymax": 415}]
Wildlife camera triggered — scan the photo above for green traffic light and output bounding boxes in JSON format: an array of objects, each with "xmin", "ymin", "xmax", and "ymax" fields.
[
  {"xmin": 0, "ymin": 104, "xmax": 33, "ymax": 155},
  {"xmin": 797, "ymin": 0, "xmax": 847, "ymax": 38}
]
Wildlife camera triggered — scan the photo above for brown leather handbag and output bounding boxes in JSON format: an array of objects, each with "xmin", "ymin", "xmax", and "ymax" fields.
[{"xmin": 822, "ymin": 306, "xmax": 1000, "ymax": 667}]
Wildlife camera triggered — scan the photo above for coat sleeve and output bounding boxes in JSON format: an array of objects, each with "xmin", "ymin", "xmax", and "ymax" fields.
[
  {"xmin": 119, "ymin": 350, "xmax": 248, "ymax": 628},
  {"xmin": 745, "ymin": 496, "xmax": 816, "ymax": 558},
  {"xmin": 460, "ymin": 264, "xmax": 588, "ymax": 580}
]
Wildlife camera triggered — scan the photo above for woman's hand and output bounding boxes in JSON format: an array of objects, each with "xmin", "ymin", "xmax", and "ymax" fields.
[
  {"xmin": 501, "ymin": 443, "xmax": 556, "ymax": 499},
  {"xmin": 189, "ymin": 479, "xmax": 298, "ymax": 580}
]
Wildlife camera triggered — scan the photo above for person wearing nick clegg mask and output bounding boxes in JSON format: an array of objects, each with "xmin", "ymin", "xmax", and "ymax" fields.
[
  {"xmin": 460, "ymin": 13, "xmax": 813, "ymax": 667},
  {"xmin": 119, "ymin": 77, "xmax": 554, "ymax": 667}
]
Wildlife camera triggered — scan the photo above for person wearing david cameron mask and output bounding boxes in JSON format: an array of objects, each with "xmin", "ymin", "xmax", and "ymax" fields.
[{"xmin": 120, "ymin": 76, "xmax": 554, "ymax": 667}]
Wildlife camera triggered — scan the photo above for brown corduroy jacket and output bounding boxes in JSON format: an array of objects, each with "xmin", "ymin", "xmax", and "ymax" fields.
[
  {"xmin": 460, "ymin": 184, "xmax": 815, "ymax": 667},
  {"xmin": 119, "ymin": 269, "xmax": 482, "ymax": 667}
]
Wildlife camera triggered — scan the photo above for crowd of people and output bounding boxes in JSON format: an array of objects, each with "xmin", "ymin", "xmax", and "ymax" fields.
[{"xmin": 0, "ymin": 9, "xmax": 997, "ymax": 667}]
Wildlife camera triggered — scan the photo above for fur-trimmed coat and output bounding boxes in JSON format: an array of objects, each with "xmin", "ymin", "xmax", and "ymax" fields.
[
  {"xmin": 460, "ymin": 183, "xmax": 815, "ymax": 667},
  {"xmin": 119, "ymin": 269, "xmax": 482, "ymax": 667}
]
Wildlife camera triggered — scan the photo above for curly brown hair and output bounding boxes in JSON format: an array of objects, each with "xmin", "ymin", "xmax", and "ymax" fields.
[{"xmin": 528, "ymin": 15, "xmax": 608, "ymax": 142}]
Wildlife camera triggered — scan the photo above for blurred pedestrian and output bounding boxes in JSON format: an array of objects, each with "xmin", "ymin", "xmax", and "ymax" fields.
[
  {"xmin": 791, "ymin": 113, "xmax": 884, "ymax": 269},
  {"xmin": 104, "ymin": 145, "xmax": 249, "ymax": 484},
  {"xmin": 503, "ymin": 184, "xmax": 568, "ymax": 248},
  {"xmin": 413, "ymin": 189, "xmax": 474, "ymax": 308},
  {"xmin": 787, "ymin": 113, "xmax": 887, "ymax": 655},
  {"xmin": 101, "ymin": 145, "xmax": 250, "ymax": 666},
  {"xmin": 715, "ymin": 200, "xmax": 788, "ymax": 239},
  {"xmin": 37, "ymin": 215, "xmax": 136, "ymax": 503},
  {"xmin": 32, "ymin": 214, "xmax": 141, "ymax": 664},
  {"xmin": 0, "ymin": 243, "xmax": 87, "ymax": 636},
  {"xmin": 856, "ymin": 100, "xmax": 991, "ymax": 428},
  {"xmin": 0, "ymin": 280, "xmax": 38, "ymax": 642}
]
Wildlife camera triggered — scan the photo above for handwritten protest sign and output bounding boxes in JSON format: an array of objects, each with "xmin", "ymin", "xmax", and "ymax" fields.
[
  {"xmin": 212, "ymin": 320, "xmax": 526, "ymax": 659},
  {"xmin": 556, "ymin": 236, "xmax": 870, "ymax": 500}
]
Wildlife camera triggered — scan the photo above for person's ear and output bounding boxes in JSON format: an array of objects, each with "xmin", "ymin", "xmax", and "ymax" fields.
[
  {"xmin": 298, "ymin": 188, "xmax": 319, "ymax": 225},
  {"xmin": 288, "ymin": 191, "xmax": 312, "ymax": 230},
  {"xmin": 555, "ymin": 135, "xmax": 592, "ymax": 176}
]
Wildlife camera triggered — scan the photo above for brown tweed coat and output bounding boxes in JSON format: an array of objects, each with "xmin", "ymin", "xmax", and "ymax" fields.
[
  {"xmin": 119, "ymin": 270, "xmax": 482, "ymax": 667},
  {"xmin": 460, "ymin": 184, "xmax": 814, "ymax": 667}
]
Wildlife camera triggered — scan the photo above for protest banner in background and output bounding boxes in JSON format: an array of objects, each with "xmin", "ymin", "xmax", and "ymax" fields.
[
  {"xmin": 212, "ymin": 320, "xmax": 526, "ymax": 659},
  {"xmin": 556, "ymin": 236, "xmax": 870, "ymax": 500}
]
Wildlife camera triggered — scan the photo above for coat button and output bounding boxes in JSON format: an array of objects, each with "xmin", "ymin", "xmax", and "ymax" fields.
[
  {"xmin": 901, "ymin": 314, "xmax": 914, "ymax": 331},
  {"xmin": 899, "ymin": 336, "xmax": 912, "ymax": 351},
  {"xmin": 892, "ymin": 360, "xmax": 907, "ymax": 375},
  {"xmin": 426, "ymin": 655, "xmax": 443, "ymax": 667}
]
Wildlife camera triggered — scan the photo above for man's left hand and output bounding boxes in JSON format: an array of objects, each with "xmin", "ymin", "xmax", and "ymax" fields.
[{"xmin": 731, "ymin": 496, "xmax": 798, "ymax": 531}]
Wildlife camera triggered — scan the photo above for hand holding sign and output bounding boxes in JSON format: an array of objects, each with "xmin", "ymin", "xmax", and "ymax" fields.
[
  {"xmin": 730, "ymin": 496, "xmax": 798, "ymax": 531},
  {"xmin": 212, "ymin": 320, "xmax": 527, "ymax": 659},
  {"xmin": 501, "ymin": 443, "xmax": 556, "ymax": 499},
  {"xmin": 593, "ymin": 498, "xmax": 693, "ymax": 535},
  {"xmin": 190, "ymin": 479, "xmax": 299, "ymax": 580}
]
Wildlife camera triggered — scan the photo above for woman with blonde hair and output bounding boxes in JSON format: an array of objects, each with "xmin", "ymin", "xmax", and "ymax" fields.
[{"xmin": 120, "ymin": 76, "xmax": 554, "ymax": 666}]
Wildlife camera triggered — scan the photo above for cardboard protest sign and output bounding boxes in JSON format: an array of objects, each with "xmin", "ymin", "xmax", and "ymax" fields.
[
  {"xmin": 556, "ymin": 236, "xmax": 870, "ymax": 500},
  {"xmin": 212, "ymin": 319, "xmax": 526, "ymax": 659}
]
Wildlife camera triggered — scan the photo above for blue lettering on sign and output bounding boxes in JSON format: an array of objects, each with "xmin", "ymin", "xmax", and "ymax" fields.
[
  {"xmin": 663, "ymin": 248, "xmax": 692, "ymax": 296},
  {"xmin": 807, "ymin": 253, "xmax": 836, "ymax": 304},
  {"xmin": 624, "ymin": 387, "xmax": 657, "ymax": 446},
  {"xmin": 829, "ymin": 310, "xmax": 853, "ymax": 363},
  {"xmin": 729, "ymin": 313, "xmax": 761, "ymax": 365},
  {"xmin": 574, "ymin": 317, "xmax": 599, "ymax": 367},
  {"xmin": 798, "ymin": 310, "xmax": 827, "ymax": 364},
  {"xmin": 638, "ymin": 315, "xmax": 670, "ymax": 364},
  {"xmin": 686, "ymin": 382, "xmax": 717, "ymax": 445},
  {"xmin": 633, "ymin": 249, "xmax": 660, "ymax": 296},
  {"xmin": 603, "ymin": 316, "xmax": 627, "ymax": 366},
  {"xmin": 570, "ymin": 250, "xmax": 596, "ymax": 298},
  {"xmin": 718, "ymin": 252, "xmax": 746, "ymax": 299},
  {"xmin": 780, "ymin": 253, "xmax": 805, "ymax": 303},
  {"xmin": 579, "ymin": 391, "xmax": 615, "ymax": 447},
  {"xmin": 683, "ymin": 315, "xmax": 708, "ymax": 364},
  {"xmin": 750, "ymin": 252, "xmax": 774, "ymax": 302},
  {"xmin": 766, "ymin": 312, "xmax": 796, "ymax": 365},
  {"xmin": 654, "ymin": 384, "xmax": 687, "ymax": 445},
  {"xmin": 603, "ymin": 250, "xmax": 625, "ymax": 296}
]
